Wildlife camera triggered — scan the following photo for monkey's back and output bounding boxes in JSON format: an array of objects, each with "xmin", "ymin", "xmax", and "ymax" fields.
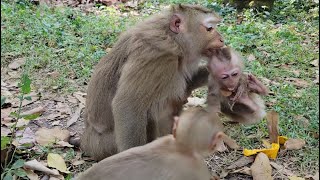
[{"xmin": 77, "ymin": 136, "xmax": 211, "ymax": 180}]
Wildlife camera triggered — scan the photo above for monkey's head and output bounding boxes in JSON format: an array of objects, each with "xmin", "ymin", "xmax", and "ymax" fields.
[
  {"xmin": 169, "ymin": 4, "xmax": 224, "ymax": 57},
  {"xmin": 172, "ymin": 107, "xmax": 224, "ymax": 155},
  {"xmin": 208, "ymin": 47, "xmax": 244, "ymax": 92}
]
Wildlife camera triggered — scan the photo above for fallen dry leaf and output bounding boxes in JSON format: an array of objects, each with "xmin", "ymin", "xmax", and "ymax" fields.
[
  {"xmin": 12, "ymin": 127, "xmax": 36, "ymax": 148},
  {"xmin": 20, "ymin": 106, "xmax": 45, "ymax": 116},
  {"xmin": 35, "ymin": 127, "xmax": 70, "ymax": 146},
  {"xmin": 11, "ymin": 92, "xmax": 39, "ymax": 107},
  {"xmin": 231, "ymin": 167, "xmax": 252, "ymax": 176},
  {"xmin": 1, "ymin": 126, "xmax": 11, "ymax": 136},
  {"xmin": 286, "ymin": 78, "xmax": 310, "ymax": 88},
  {"xmin": 284, "ymin": 138, "xmax": 305, "ymax": 150},
  {"xmin": 270, "ymin": 161, "xmax": 294, "ymax": 176},
  {"xmin": 226, "ymin": 156, "xmax": 255, "ymax": 170},
  {"xmin": 55, "ymin": 141, "xmax": 74, "ymax": 148},
  {"xmin": 294, "ymin": 115, "xmax": 310, "ymax": 128},
  {"xmin": 51, "ymin": 120, "xmax": 60, "ymax": 126},
  {"xmin": 73, "ymin": 92, "xmax": 86, "ymax": 106},
  {"xmin": 24, "ymin": 169, "xmax": 39, "ymax": 180},
  {"xmin": 310, "ymin": 59, "xmax": 319, "ymax": 67},
  {"xmin": 8, "ymin": 58, "xmax": 26, "ymax": 70},
  {"xmin": 266, "ymin": 111, "xmax": 279, "ymax": 143},
  {"xmin": 215, "ymin": 140, "xmax": 228, "ymax": 152},
  {"xmin": 67, "ymin": 104, "xmax": 84, "ymax": 127},
  {"xmin": 251, "ymin": 153, "xmax": 272, "ymax": 180},
  {"xmin": 24, "ymin": 159, "xmax": 60, "ymax": 175},
  {"xmin": 289, "ymin": 176, "xmax": 305, "ymax": 180},
  {"xmin": 66, "ymin": 95, "xmax": 78, "ymax": 104},
  {"xmin": 47, "ymin": 153, "xmax": 70, "ymax": 173},
  {"xmin": 221, "ymin": 133, "xmax": 240, "ymax": 149},
  {"xmin": 247, "ymin": 54, "xmax": 256, "ymax": 62},
  {"xmin": 72, "ymin": 160, "xmax": 85, "ymax": 166},
  {"xmin": 56, "ymin": 102, "xmax": 72, "ymax": 115}
]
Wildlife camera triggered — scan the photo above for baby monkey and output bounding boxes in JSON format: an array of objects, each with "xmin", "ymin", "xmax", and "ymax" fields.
[
  {"xmin": 76, "ymin": 107, "xmax": 225, "ymax": 180},
  {"xmin": 207, "ymin": 47, "xmax": 269, "ymax": 124}
]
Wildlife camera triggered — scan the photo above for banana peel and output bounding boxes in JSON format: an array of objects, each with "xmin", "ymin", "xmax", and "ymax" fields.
[{"xmin": 243, "ymin": 136, "xmax": 288, "ymax": 159}]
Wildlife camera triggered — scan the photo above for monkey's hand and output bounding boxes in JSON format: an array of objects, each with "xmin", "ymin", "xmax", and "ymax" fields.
[{"xmin": 247, "ymin": 74, "xmax": 269, "ymax": 96}]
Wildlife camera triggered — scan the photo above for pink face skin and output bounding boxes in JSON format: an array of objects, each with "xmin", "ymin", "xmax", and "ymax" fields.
[{"xmin": 209, "ymin": 57, "xmax": 241, "ymax": 91}]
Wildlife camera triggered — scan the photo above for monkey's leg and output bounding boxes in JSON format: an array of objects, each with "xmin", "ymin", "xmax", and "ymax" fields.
[
  {"xmin": 81, "ymin": 126, "xmax": 117, "ymax": 161},
  {"xmin": 112, "ymin": 95, "xmax": 148, "ymax": 152}
]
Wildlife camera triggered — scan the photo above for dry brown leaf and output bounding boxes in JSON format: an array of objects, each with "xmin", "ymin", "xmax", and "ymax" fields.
[
  {"xmin": 270, "ymin": 162, "xmax": 294, "ymax": 176},
  {"xmin": 1, "ymin": 126, "xmax": 11, "ymax": 136},
  {"xmin": 21, "ymin": 106, "xmax": 45, "ymax": 116},
  {"xmin": 232, "ymin": 167, "xmax": 252, "ymax": 176},
  {"xmin": 73, "ymin": 93, "xmax": 86, "ymax": 106},
  {"xmin": 24, "ymin": 169, "xmax": 39, "ymax": 180},
  {"xmin": 12, "ymin": 127, "xmax": 35, "ymax": 148},
  {"xmin": 219, "ymin": 169, "xmax": 229, "ymax": 178},
  {"xmin": 47, "ymin": 71, "xmax": 60, "ymax": 79},
  {"xmin": 66, "ymin": 95, "xmax": 78, "ymax": 104},
  {"xmin": 35, "ymin": 127, "xmax": 70, "ymax": 146},
  {"xmin": 247, "ymin": 54, "xmax": 256, "ymax": 62},
  {"xmin": 220, "ymin": 90, "xmax": 232, "ymax": 97},
  {"xmin": 251, "ymin": 153, "xmax": 272, "ymax": 180},
  {"xmin": 67, "ymin": 104, "xmax": 84, "ymax": 127},
  {"xmin": 215, "ymin": 140, "xmax": 228, "ymax": 152},
  {"xmin": 294, "ymin": 115, "xmax": 310, "ymax": 128},
  {"xmin": 12, "ymin": 92, "xmax": 39, "ymax": 107},
  {"xmin": 24, "ymin": 159, "xmax": 60, "ymax": 175},
  {"xmin": 289, "ymin": 176, "xmax": 305, "ymax": 180},
  {"xmin": 55, "ymin": 141, "xmax": 74, "ymax": 148},
  {"xmin": 221, "ymin": 133, "xmax": 240, "ymax": 149},
  {"xmin": 284, "ymin": 138, "xmax": 305, "ymax": 150},
  {"xmin": 286, "ymin": 78, "xmax": 310, "ymax": 88},
  {"xmin": 8, "ymin": 58, "xmax": 26, "ymax": 70},
  {"xmin": 51, "ymin": 120, "xmax": 61, "ymax": 126},
  {"xmin": 1, "ymin": 107, "xmax": 14, "ymax": 124},
  {"xmin": 72, "ymin": 160, "xmax": 85, "ymax": 166},
  {"xmin": 310, "ymin": 59, "xmax": 319, "ymax": 67},
  {"xmin": 56, "ymin": 102, "xmax": 72, "ymax": 115},
  {"xmin": 266, "ymin": 111, "xmax": 279, "ymax": 143},
  {"xmin": 226, "ymin": 156, "xmax": 255, "ymax": 170},
  {"xmin": 47, "ymin": 153, "xmax": 70, "ymax": 173}
]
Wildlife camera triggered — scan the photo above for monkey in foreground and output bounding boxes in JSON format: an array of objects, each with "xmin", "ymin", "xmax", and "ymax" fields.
[
  {"xmin": 81, "ymin": 4, "xmax": 225, "ymax": 160},
  {"xmin": 76, "ymin": 107, "xmax": 224, "ymax": 180},
  {"xmin": 207, "ymin": 47, "xmax": 269, "ymax": 124}
]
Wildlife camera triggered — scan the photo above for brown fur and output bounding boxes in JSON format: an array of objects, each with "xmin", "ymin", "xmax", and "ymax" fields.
[
  {"xmin": 207, "ymin": 47, "xmax": 268, "ymax": 124},
  {"xmin": 76, "ymin": 107, "xmax": 224, "ymax": 180},
  {"xmin": 81, "ymin": 4, "xmax": 224, "ymax": 161}
]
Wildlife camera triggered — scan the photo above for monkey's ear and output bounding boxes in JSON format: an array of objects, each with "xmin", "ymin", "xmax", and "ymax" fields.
[
  {"xmin": 209, "ymin": 131, "xmax": 224, "ymax": 151},
  {"xmin": 170, "ymin": 14, "xmax": 183, "ymax": 34},
  {"xmin": 172, "ymin": 116, "xmax": 179, "ymax": 138}
]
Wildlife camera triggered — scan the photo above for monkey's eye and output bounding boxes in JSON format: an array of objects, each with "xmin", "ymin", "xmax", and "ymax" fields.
[
  {"xmin": 221, "ymin": 75, "xmax": 228, "ymax": 79},
  {"xmin": 231, "ymin": 73, "xmax": 238, "ymax": 77},
  {"xmin": 206, "ymin": 27, "xmax": 213, "ymax": 32}
]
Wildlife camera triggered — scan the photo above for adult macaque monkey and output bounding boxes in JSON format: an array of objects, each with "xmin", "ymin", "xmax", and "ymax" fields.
[
  {"xmin": 76, "ymin": 108, "xmax": 224, "ymax": 180},
  {"xmin": 207, "ymin": 47, "xmax": 269, "ymax": 124},
  {"xmin": 81, "ymin": 4, "xmax": 225, "ymax": 160}
]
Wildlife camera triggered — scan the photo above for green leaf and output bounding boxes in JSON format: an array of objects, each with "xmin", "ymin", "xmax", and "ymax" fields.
[
  {"xmin": 13, "ymin": 168, "xmax": 27, "ymax": 177},
  {"xmin": 11, "ymin": 159, "xmax": 25, "ymax": 169},
  {"xmin": 3, "ymin": 172, "xmax": 13, "ymax": 180},
  {"xmin": 1, "ymin": 136, "xmax": 10, "ymax": 150},
  {"xmin": 23, "ymin": 113, "xmax": 40, "ymax": 120},
  {"xmin": 1, "ymin": 96, "xmax": 6, "ymax": 107},
  {"xmin": 24, "ymin": 96, "xmax": 32, "ymax": 101},
  {"xmin": 9, "ymin": 112, "xmax": 19, "ymax": 118},
  {"xmin": 19, "ymin": 74, "xmax": 31, "ymax": 94}
]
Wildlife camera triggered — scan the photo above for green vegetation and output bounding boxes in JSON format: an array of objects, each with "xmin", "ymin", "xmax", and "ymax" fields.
[{"xmin": 1, "ymin": 0, "xmax": 318, "ymax": 177}]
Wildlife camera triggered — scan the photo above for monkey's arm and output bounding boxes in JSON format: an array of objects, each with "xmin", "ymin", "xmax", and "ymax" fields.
[{"xmin": 247, "ymin": 74, "xmax": 269, "ymax": 96}]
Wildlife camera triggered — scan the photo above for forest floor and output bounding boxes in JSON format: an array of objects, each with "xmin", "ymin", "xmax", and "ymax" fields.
[{"xmin": 1, "ymin": 0, "xmax": 319, "ymax": 179}]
